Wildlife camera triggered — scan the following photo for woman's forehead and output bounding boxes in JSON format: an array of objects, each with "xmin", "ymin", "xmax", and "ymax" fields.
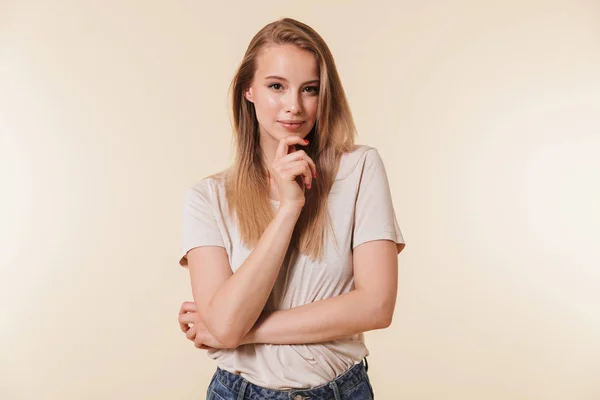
[{"xmin": 255, "ymin": 45, "xmax": 319, "ymax": 81}]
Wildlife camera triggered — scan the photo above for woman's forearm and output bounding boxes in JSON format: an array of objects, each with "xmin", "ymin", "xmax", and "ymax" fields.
[
  {"xmin": 240, "ymin": 289, "xmax": 392, "ymax": 346},
  {"xmin": 206, "ymin": 205, "xmax": 301, "ymax": 348}
]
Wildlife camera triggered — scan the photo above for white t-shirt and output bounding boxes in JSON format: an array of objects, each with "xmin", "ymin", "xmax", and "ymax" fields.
[{"xmin": 179, "ymin": 144, "xmax": 405, "ymax": 389}]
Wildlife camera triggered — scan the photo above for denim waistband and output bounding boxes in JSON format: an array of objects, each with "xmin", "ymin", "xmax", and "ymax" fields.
[{"xmin": 213, "ymin": 360, "xmax": 369, "ymax": 400}]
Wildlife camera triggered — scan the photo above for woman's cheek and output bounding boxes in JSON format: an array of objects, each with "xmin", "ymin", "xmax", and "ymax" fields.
[
  {"xmin": 307, "ymin": 98, "xmax": 319, "ymax": 119},
  {"xmin": 255, "ymin": 94, "xmax": 278, "ymax": 120},
  {"xmin": 265, "ymin": 93, "xmax": 280, "ymax": 109}
]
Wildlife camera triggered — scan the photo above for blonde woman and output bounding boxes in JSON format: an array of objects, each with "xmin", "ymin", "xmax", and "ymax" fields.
[{"xmin": 177, "ymin": 18, "xmax": 405, "ymax": 400}]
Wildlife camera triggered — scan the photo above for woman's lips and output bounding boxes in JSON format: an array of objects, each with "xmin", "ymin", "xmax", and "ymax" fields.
[{"xmin": 279, "ymin": 121, "xmax": 305, "ymax": 131}]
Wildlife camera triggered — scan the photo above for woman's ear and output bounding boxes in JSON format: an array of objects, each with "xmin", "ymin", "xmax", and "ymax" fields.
[{"xmin": 244, "ymin": 87, "xmax": 254, "ymax": 103}]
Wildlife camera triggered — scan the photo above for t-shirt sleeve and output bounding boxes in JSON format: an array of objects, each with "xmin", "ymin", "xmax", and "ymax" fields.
[
  {"xmin": 352, "ymin": 148, "xmax": 406, "ymax": 254},
  {"xmin": 179, "ymin": 180, "xmax": 225, "ymax": 267}
]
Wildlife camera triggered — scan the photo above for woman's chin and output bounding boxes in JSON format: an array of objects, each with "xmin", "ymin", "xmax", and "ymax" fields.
[{"xmin": 277, "ymin": 131, "xmax": 305, "ymax": 140}]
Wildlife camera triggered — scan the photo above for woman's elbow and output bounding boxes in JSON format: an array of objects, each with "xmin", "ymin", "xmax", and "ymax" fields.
[
  {"xmin": 214, "ymin": 331, "xmax": 242, "ymax": 349},
  {"xmin": 371, "ymin": 300, "xmax": 395, "ymax": 329},
  {"xmin": 376, "ymin": 312, "xmax": 393, "ymax": 329},
  {"xmin": 205, "ymin": 316, "xmax": 245, "ymax": 348}
]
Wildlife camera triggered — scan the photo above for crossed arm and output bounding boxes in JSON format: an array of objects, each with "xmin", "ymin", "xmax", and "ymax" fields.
[{"xmin": 179, "ymin": 239, "xmax": 400, "ymax": 349}]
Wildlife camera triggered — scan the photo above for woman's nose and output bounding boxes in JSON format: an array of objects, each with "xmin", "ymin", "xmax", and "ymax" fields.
[{"xmin": 284, "ymin": 91, "xmax": 302, "ymax": 113}]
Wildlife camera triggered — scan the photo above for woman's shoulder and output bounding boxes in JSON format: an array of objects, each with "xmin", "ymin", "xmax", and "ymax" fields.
[
  {"xmin": 185, "ymin": 168, "xmax": 230, "ymax": 200},
  {"xmin": 336, "ymin": 144, "xmax": 380, "ymax": 181}
]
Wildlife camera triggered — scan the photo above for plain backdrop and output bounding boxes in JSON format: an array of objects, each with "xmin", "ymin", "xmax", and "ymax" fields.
[{"xmin": 1, "ymin": 1, "xmax": 599, "ymax": 399}]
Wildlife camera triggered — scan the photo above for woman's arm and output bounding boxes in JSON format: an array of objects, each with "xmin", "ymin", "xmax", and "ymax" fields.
[
  {"xmin": 188, "ymin": 205, "xmax": 301, "ymax": 348},
  {"xmin": 241, "ymin": 239, "xmax": 399, "ymax": 345},
  {"xmin": 186, "ymin": 137, "xmax": 317, "ymax": 349}
]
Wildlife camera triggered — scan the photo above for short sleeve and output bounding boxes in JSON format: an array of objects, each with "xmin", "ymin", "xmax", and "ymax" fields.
[
  {"xmin": 352, "ymin": 148, "xmax": 406, "ymax": 254},
  {"xmin": 179, "ymin": 180, "xmax": 225, "ymax": 267}
]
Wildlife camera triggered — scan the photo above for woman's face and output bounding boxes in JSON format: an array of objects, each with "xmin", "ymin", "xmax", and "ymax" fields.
[{"xmin": 244, "ymin": 44, "xmax": 320, "ymax": 142}]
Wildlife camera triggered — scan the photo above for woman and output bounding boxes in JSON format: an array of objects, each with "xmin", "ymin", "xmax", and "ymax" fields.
[{"xmin": 177, "ymin": 17, "xmax": 405, "ymax": 400}]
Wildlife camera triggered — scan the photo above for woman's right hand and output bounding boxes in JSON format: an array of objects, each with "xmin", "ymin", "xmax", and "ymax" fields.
[{"xmin": 269, "ymin": 136, "xmax": 318, "ymax": 211}]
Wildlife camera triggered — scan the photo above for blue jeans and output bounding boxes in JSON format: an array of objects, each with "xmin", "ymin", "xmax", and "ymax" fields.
[{"xmin": 206, "ymin": 358, "xmax": 374, "ymax": 400}]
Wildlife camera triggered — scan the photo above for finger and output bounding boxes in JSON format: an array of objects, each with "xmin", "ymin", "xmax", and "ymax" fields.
[
  {"xmin": 179, "ymin": 312, "xmax": 197, "ymax": 324},
  {"xmin": 281, "ymin": 161, "xmax": 312, "ymax": 188},
  {"xmin": 284, "ymin": 163, "xmax": 312, "ymax": 189},
  {"xmin": 186, "ymin": 324, "xmax": 197, "ymax": 341},
  {"xmin": 280, "ymin": 150, "xmax": 317, "ymax": 178},
  {"xmin": 194, "ymin": 342, "xmax": 213, "ymax": 350},
  {"xmin": 275, "ymin": 138, "xmax": 288, "ymax": 160},
  {"xmin": 180, "ymin": 320, "xmax": 190, "ymax": 333},
  {"xmin": 179, "ymin": 312, "xmax": 198, "ymax": 332},
  {"xmin": 275, "ymin": 136, "xmax": 309, "ymax": 160},
  {"xmin": 178, "ymin": 302, "xmax": 197, "ymax": 332},
  {"xmin": 178, "ymin": 307, "xmax": 189, "ymax": 332},
  {"xmin": 179, "ymin": 301, "xmax": 196, "ymax": 315},
  {"xmin": 183, "ymin": 302, "xmax": 197, "ymax": 312},
  {"xmin": 194, "ymin": 331, "xmax": 216, "ymax": 350}
]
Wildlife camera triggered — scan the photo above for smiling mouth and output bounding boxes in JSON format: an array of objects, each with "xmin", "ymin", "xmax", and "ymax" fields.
[{"xmin": 278, "ymin": 121, "xmax": 305, "ymax": 131}]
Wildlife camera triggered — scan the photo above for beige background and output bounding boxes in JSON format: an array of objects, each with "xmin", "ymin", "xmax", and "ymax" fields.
[{"xmin": 2, "ymin": 1, "xmax": 599, "ymax": 399}]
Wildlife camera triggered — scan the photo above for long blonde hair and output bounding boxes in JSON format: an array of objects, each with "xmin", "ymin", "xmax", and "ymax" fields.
[{"xmin": 225, "ymin": 18, "xmax": 357, "ymax": 261}]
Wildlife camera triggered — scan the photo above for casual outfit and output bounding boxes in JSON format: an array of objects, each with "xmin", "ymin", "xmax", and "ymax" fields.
[{"xmin": 179, "ymin": 145, "xmax": 405, "ymax": 396}]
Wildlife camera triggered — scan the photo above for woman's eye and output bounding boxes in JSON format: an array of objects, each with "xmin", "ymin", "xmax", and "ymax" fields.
[{"xmin": 268, "ymin": 84, "xmax": 318, "ymax": 94}]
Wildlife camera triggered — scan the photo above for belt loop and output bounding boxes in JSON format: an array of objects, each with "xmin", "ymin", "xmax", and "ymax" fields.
[
  {"xmin": 237, "ymin": 380, "xmax": 248, "ymax": 400},
  {"xmin": 363, "ymin": 357, "xmax": 369, "ymax": 372},
  {"xmin": 329, "ymin": 381, "xmax": 342, "ymax": 400}
]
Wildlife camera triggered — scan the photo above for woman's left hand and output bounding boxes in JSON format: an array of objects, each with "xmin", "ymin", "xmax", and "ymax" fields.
[{"xmin": 178, "ymin": 301, "xmax": 229, "ymax": 350}]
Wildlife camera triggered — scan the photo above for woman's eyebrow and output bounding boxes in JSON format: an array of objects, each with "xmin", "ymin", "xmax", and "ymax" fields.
[{"xmin": 264, "ymin": 75, "xmax": 320, "ymax": 85}]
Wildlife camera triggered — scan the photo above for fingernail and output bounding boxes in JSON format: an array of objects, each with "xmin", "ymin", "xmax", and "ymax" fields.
[{"xmin": 304, "ymin": 140, "xmax": 309, "ymax": 144}]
